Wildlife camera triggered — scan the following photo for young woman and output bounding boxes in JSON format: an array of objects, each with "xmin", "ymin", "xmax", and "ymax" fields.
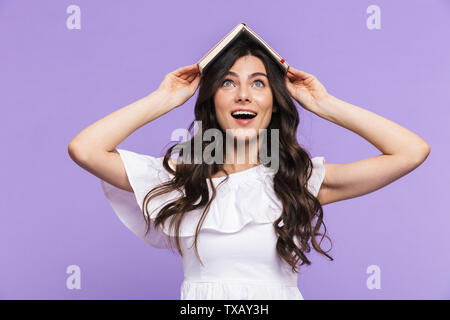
[{"xmin": 68, "ymin": 35, "xmax": 430, "ymax": 300}]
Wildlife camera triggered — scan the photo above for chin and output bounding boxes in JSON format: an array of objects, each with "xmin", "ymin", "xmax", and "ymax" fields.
[{"xmin": 226, "ymin": 128, "xmax": 260, "ymax": 143}]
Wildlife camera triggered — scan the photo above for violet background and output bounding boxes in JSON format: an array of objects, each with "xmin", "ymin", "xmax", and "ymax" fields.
[{"xmin": 0, "ymin": 0, "xmax": 448, "ymax": 299}]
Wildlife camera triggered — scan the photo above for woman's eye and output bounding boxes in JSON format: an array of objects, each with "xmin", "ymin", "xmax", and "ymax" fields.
[
  {"xmin": 222, "ymin": 80, "xmax": 233, "ymax": 87},
  {"xmin": 254, "ymin": 80, "xmax": 264, "ymax": 87},
  {"xmin": 222, "ymin": 79, "xmax": 265, "ymax": 87}
]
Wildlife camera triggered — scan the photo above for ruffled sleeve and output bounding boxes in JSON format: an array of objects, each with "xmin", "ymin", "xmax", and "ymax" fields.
[
  {"xmin": 99, "ymin": 151, "xmax": 326, "ymax": 247},
  {"xmin": 307, "ymin": 157, "xmax": 326, "ymax": 197},
  {"xmin": 99, "ymin": 148, "xmax": 178, "ymax": 249}
]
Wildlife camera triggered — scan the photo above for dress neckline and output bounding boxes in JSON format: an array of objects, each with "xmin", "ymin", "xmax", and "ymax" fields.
[
  {"xmin": 167, "ymin": 158, "xmax": 273, "ymax": 182},
  {"xmin": 210, "ymin": 164, "xmax": 264, "ymax": 181}
]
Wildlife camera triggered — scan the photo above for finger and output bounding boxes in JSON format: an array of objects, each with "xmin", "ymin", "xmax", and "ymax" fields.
[
  {"xmin": 288, "ymin": 66, "xmax": 307, "ymax": 75},
  {"xmin": 285, "ymin": 72, "xmax": 296, "ymax": 82},
  {"xmin": 288, "ymin": 67, "xmax": 310, "ymax": 80},
  {"xmin": 193, "ymin": 63, "xmax": 200, "ymax": 73},
  {"xmin": 174, "ymin": 64, "xmax": 197, "ymax": 74},
  {"xmin": 192, "ymin": 72, "xmax": 202, "ymax": 86},
  {"xmin": 187, "ymin": 73, "xmax": 201, "ymax": 92},
  {"xmin": 186, "ymin": 73, "xmax": 196, "ymax": 82},
  {"xmin": 286, "ymin": 71, "xmax": 295, "ymax": 79},
  {"xmin": 173, "ymin": 64, "xmax": 198, "ymax": 79},
  {"xmin": 285, "ymin": 75, "xmax": 294, "ymax": 87},
  {"xmin": 186, "ymin": 70, "xmax": 201, "ymax": 82}
]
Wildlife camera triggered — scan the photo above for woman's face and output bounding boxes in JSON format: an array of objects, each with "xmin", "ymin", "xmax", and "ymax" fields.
[{"xmin": 214, "ymin": 55, "xmax": 275, "ymax": 141}]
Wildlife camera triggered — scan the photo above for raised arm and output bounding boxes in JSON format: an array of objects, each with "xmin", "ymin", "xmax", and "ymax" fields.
[
  {"xmin": 285, "ymin": 67, "xmax": 430, "ymax": 206},
  {"xmin": 314, "ymin": 94, "xmax": 429, "ymax": 205},
  {"xmin": 68, "ymin": 64, "xmax": 202, "ymax": 192}
]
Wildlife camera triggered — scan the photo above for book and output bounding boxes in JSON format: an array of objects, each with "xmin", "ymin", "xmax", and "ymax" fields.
[{"xmin": 196, "ymin": 22, "xmax": 289, "ymax": 74}]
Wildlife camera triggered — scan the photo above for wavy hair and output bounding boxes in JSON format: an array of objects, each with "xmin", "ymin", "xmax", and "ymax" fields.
[{"xmin": 141, "ymin": 33, "xmax": 333, "ymax": 273}]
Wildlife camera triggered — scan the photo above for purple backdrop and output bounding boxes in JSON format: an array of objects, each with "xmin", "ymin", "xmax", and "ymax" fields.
[{"xmin": 1, "ymin": 0, "xmax": 448, "ymax": 299}]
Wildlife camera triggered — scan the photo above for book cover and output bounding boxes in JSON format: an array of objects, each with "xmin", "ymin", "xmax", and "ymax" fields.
[{"xmin": 197, "ymin": 22, "xmax": 289, "ymax": 74}]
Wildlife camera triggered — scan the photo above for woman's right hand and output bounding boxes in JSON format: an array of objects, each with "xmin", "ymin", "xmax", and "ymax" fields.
[{"xmin": 156, "ymin": 63, "xmax": 202, "ymax": 108}]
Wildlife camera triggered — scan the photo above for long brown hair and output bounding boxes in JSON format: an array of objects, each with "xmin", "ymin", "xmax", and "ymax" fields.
[{"xmin": 142, "ymin": 33, "xmax": 333, "ymax": 273}]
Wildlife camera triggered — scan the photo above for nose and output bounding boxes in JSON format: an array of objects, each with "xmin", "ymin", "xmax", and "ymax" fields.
[{"xmin": 235, "ymin": 85, "xmax": 252, "ymax": 103}]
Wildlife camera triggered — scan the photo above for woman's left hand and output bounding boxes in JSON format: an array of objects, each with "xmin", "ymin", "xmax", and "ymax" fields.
[{"xmin": 285, "ymin": 66, "xmax": 330, "ymax": 112}]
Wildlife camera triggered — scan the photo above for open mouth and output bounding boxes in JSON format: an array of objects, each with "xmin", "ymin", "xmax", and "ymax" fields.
[{"xmin": 231, "ymin": 111, "xmax": 257, "ymax": 120}]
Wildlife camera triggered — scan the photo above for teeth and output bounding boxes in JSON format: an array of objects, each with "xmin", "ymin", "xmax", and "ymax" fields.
[{"xmin": 232, "ymin": 110, "xmax": 257, "ymax": 116}]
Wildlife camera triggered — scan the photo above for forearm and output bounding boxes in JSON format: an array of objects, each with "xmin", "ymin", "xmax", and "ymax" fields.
[
  {"xmin": 314, "ymin": 94, "xmax": 430, "ymax": 160},
  {"xmin": 69, "ymin": 90, "xmax": 175, "ymax": 157}
]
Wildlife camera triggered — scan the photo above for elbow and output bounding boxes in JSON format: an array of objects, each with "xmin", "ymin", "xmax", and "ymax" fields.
[
  {"xmin": 68, "ymin": 139, "xmax": 90, "ymax": 164},
  {"xmin": 411, "ymin": 142, "xmax": 431, "ymax": 166},
  {"xmin": 423, "ymin": 143, "xmax": 431, "ymax": 157},
  {"xmin": 419, "ymin": 141, "xmax": 431, "ymax": 160}
]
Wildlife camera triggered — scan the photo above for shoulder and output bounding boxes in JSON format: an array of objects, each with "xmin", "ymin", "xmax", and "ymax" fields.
[
  {"xmin": 306, "ymin": 156, "xmax": 327, "ymax": 202},
  {"xmin": 168, "ymin": 158, "xmax": 177, "ymax": 169}
]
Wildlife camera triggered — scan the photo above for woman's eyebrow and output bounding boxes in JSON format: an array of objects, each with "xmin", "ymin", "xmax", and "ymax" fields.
[{"xmin": 225, "ymin": 71, "xmax": 268, "ymax": 79}]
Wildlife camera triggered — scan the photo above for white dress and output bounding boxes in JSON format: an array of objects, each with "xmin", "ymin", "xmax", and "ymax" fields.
[{"xmin": 100, "ymin": 149, "xmax": 326, "ymax": 300}]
